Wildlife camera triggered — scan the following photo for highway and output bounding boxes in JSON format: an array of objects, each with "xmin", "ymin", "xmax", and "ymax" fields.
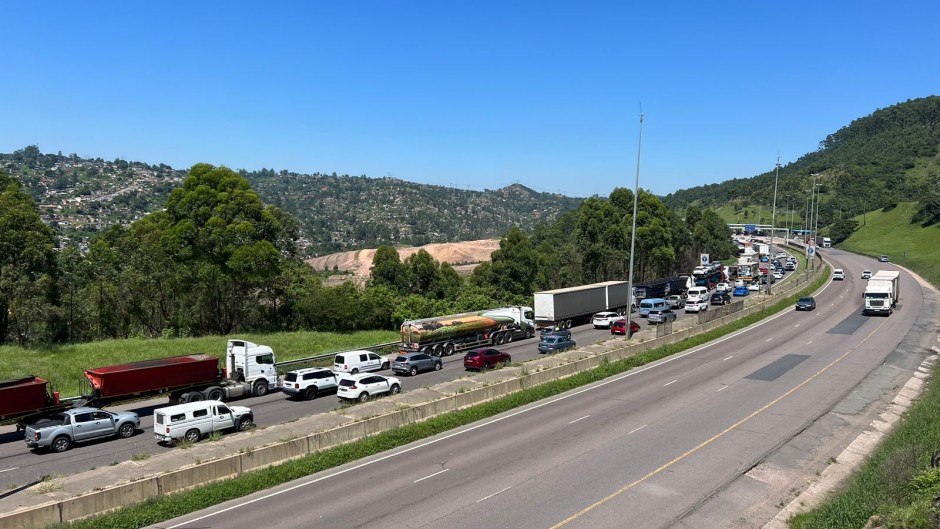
[{"xmin": 144, "ymin": 249, "xmax": 933, "ymax": 529}]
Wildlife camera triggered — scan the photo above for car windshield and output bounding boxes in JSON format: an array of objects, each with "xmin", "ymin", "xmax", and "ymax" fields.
[{"xmin": 799, "ymin": 297, "xmax": 812, "ymax": 303}]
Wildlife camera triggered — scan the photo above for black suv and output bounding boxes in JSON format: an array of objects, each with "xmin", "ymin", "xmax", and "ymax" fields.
[{"xmin": 710, "ymin": 292, "xmax": 731, "ymax": 305}]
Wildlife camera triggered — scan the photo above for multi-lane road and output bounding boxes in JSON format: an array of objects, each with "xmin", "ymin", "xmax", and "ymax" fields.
[{"xmin": 141, "ymin": 249, "xmax": 935, "ymax": 529}]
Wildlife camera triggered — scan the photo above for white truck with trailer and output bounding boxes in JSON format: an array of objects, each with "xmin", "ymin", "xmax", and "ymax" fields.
[
  {"xmin": 863, "ymin": 270, "xmax": 900, "ymax": 315},
  {"xmin": 534, "ymin": 281, "xmax": 630, "ymax": 329}
]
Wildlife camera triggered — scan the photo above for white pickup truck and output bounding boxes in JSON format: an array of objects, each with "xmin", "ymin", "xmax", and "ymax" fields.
[{"xmin": 25, "ymin": 407, "xmax": 140, "ymax": 453}]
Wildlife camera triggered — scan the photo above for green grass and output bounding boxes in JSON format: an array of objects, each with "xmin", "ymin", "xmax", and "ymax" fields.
[
  {"xmin": 837, "ymin": 202, "xmax": 940, "ymax": 287},
  {"xmin": 50, "ymin": 266, "xmax": 830, "ymax": 529},
  {"xmin": 0, "ymin": 330, "xmax": 399, "ymax": 398}
]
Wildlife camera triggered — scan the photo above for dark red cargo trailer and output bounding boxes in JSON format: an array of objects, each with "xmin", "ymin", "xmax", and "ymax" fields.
[
  {"xmin": 83, "ymin": 354, "xmax": 221, "ymax": 401},
  {"xmin": 0, "ymin": 375, "xmax": 62, "ymax": 423}
]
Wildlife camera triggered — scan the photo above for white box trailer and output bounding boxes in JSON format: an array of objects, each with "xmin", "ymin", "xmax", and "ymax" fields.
[
  {"xmin": 863, "ymin": 270, "xmax": 900, "ymax": 315},
  {"xmin": 534, "ymin": 281, "xmax": 630, "ymax": 329}
]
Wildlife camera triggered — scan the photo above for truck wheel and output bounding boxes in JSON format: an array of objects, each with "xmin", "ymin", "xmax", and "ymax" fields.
[
  {"xmin": 253, "ymin": 380, "xmax": 269, "ymax": 397},
  {"xmin": 187, "ymin": 391, "xmax": 205, "ymax": 402},
  {"xmin": 303, "ymin": 387, "xmax": 318, "ymax": 400},
  {"xmin": 504, "ymin": 332, "xmax": 514, "ymax": 343},
  {"xmin": 184, "ymin": 429, "xmax": 201, "ymax": 443},
  {"xmin": 443, "ymin": 343, "xmax": 455, "ymax": 356},
  {"xmin": 494, "ymin": 333, "xmax": 505, "ymax": 345},
  {"xmin": 204, "ymin": 387, "xmax": 225, "ymax": 401},
  {"xmin": 390, "ymin": 384, "xmax": 401, "ymax": 395},
  {"xmin": 118, "ymin": 423, "xmax": 135, "ymax": 439},
  {"xmin": 433, "ymin": 344, "xmax": 444, "ymax": 357},
  {"xmin": 51, "ymin": 435, "xmax": 71, "ymax": 453},
  {"xmin": 409, "ymin": 366, "xmax": 418, "ymax": 376},
  {"xmin": 524, "ymin": 328, "xmax": 534, "ymax": 339},
  {"xmin": 236, "ymin": 416, "xmax": 253, "ymax": 431},
  {"xmin": 565, "ymin": 320, "xmax": 573, "ymax": 329},
  {"xmin": 357, "ymin": 392, "xmax": 369, "ymax": 403}
]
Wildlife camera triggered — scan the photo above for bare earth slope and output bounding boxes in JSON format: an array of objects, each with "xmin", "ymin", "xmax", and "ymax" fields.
[{"xmin": 305, "ymin": 239, "xmax": 499, "ymax": 281}]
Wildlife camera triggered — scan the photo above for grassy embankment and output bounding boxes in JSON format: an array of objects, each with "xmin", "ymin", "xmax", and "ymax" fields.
[
  {"xmin": 791, "ymin": 202, "xmax": 940, "ymax": 528},
  {"xmin": 50, "ymin": 262, "xmax": 829, "ymax": 529},
  {"xmin": 0, "ymin": 330, "xmax": 399, "ymax": 398}
]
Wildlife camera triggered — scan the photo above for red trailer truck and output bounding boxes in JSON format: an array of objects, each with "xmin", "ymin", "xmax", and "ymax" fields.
[
  {"xmin": 80, "ymin": 340, "xmax": 279, "ymax": 404},
  {"xmin": 0, "ymin": 376, "xmax": 68, "ymax": 428}
]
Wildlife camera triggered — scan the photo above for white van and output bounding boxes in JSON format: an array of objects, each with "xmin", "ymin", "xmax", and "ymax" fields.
[
  {"xmin": 333, "ymin": 350, "xmax": 391, "ymax": 374},
  {"xmin": 638, "ymin": 298, "xmax": 667, "ymax": 317},
  {"xmin": 153, "ymin": 401, "xmax": 253, "ymax": 444},
  {"xmin": 686, "ymin": 286, "xmax": 709, "ymax": 302}
]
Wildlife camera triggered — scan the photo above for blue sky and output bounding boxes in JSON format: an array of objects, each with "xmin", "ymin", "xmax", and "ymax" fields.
[{"xmin": 2, "ymin": 1, "xmax": 938, "ymax": 198}]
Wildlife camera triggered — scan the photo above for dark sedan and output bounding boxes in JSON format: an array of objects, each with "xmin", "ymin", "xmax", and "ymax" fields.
[
  {"xmin": 795, "ymin": 296, "xmax": 817, "ymax": 311},
  {"xmin": 538, "ymin": 335, "xmax": 577, "ymax": 354},
  {"xmin": 392, "ymin": 353, "xmax": 443, "ymax": 376},
  {"xmin": 710, "ymin": 292, "xmax": 731, "ymax": 305},
  {"xmin": 463, "ymin": 348, "xmax": 511, "ymax": 371}
]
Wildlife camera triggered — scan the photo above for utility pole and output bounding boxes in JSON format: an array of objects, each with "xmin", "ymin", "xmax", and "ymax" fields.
[
  {"xmin": 626, "ymin": 110, "xmax": 643, "ymax": 340},
  {"xmin": 769, "ymin": 157, "xmax": 780, "ymax": 294}
]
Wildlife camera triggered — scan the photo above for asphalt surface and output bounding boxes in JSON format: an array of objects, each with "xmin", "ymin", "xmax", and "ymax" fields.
[{"xmin": 141, "ymin": 249, "xmax": 932, "ymax": 529}]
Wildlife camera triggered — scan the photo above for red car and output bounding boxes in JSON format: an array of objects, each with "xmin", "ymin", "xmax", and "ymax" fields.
[
  {"xmin": 610, "ymin": 319, "xmax": 641, "ymax": 335},
  {"xmin": 463, "ymin": 348, "xmax": 512, "ymax": 371}
]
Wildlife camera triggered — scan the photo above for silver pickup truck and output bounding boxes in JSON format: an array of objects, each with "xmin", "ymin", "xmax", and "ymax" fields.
[{"xmin": 25, "ymin": 407, "xmax": 140, "ymax": 453}]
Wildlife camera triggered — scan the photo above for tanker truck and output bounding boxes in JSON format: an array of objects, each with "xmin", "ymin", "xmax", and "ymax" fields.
[{"xmin": 400, "ymin": 306, "xmax": 535, "ymax": 357}]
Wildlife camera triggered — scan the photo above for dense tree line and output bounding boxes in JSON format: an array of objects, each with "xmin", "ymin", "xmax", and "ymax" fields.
[{"xmin": 0, "ymin": 165, "xmax": 735, "ymax": 345}]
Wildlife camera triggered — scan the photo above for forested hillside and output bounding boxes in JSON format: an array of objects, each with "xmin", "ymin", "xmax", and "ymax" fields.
[
  {"xmin": 0, "ymin": 146, "xmax": 581, "ymax": 255},
  {"xmin": 663, "ymin": 96, "xmax": 940, "ymax": 233}
]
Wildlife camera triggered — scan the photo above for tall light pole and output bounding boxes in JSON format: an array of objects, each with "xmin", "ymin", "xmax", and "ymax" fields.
[
  {"xmin": 626, "ymin": 111, "xmax": 643, "ymax": 340},
  {"xmin": 785, "ymin": 194, "xmax": 791, "ymax": 238},
  {"xmin": 810, "ymin": 181, "xmax": 822, "ymax": 270},
  {"xmin": 768, "ymin": 157, "xmax": 780, "ymax": 294}
]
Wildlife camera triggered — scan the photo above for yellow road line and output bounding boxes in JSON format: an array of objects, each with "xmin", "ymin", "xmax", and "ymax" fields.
[{"xmin": 548, "ymin": 321, "xmax": 886, "ymax": 529}]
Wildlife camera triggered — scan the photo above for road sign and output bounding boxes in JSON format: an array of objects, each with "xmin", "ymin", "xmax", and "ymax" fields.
[
  {"xmin": 807, "ymin": 246, "xmax": 816, "ymax": 257},
  {"xmin": 744, "ymin": 224, "xmax": 756, "ymax": 233},
  {"xmin": 700, "ymin": 254, "xmax": 710, "ymax": 265}
]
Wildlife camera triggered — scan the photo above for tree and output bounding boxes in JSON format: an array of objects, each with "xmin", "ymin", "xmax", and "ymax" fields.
[
  {"xmin": 0, "ymin": 171, "xmax": 58, "ymax": 344},
  {"xmin": 369, "ymin": 245, "xmax": 407, "ymax": 292}
]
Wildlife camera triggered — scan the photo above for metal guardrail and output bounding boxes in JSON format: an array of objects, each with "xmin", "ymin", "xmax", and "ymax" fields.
[{"xmin": 274, "ymin": 341, "xmax": 401, "ymax": 372}]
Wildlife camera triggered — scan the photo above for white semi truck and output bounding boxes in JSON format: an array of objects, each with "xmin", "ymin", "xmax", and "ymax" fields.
[
  {"xmin": 534, "ymin": 281, "xmax": 630, "ymax": 329},
  {"xmin": 863, "ymin": 270, "xmax": 900, "ymax": 315}
]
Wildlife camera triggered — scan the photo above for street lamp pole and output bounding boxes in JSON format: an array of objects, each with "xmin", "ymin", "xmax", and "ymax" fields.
[
  {"xmin": 768, "ymin": 157, "xmax": 780, "ymax": 294},
  {"xmin": 785, "ymin": 194, "xmax": 791, "ymax": 239},
  {"xmin": 626, "ymin": 111, "xmax": 643, "ymax": 340}
]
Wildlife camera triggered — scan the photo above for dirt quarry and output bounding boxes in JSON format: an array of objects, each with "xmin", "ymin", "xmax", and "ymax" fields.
[{"xmin": 306, "ymin": 239, "xmax": 500, "ymax": 283}]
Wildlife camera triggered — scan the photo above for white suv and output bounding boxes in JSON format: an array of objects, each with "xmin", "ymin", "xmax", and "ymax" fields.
[
  {"xmin": 337, "ymin": 374, "xmax": 401, "ymax": 402},
  {"xmin": 280, "ymin": 368, "xmax": 339, "ymax": 400},
  {"xmin": 333, "ymin": 351, "xmax": 391, "ymax": 374},
  {"xmin": 592, "ymin": 311, "xmax": 620, "ymax": 328},
  {"xmin": 832, "ymin": 268, "xmax": 845, "ymax": 280},
  {"xmin": 685, "ymin": 298, "xmax": 708, "ymax": 313}
]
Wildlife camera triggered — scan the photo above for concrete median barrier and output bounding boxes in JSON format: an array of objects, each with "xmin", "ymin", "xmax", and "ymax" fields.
[
  {"xmin": 62, "ymin": 476, "xmax": 160, "ymax": 521},
  {"xmin": 159, "ymin": 456, "xmax": 241, "ymax": 495}
]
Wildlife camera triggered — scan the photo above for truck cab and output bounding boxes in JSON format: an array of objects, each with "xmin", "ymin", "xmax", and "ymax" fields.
[{"xmin": 226, "ymin": 340, "xmax": 278, "ymax": 396}]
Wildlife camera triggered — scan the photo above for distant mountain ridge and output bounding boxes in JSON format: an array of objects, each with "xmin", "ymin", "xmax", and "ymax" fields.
[{"xmin": 0, "ymin": 146, "xmax": 583, "ymax": 255}]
